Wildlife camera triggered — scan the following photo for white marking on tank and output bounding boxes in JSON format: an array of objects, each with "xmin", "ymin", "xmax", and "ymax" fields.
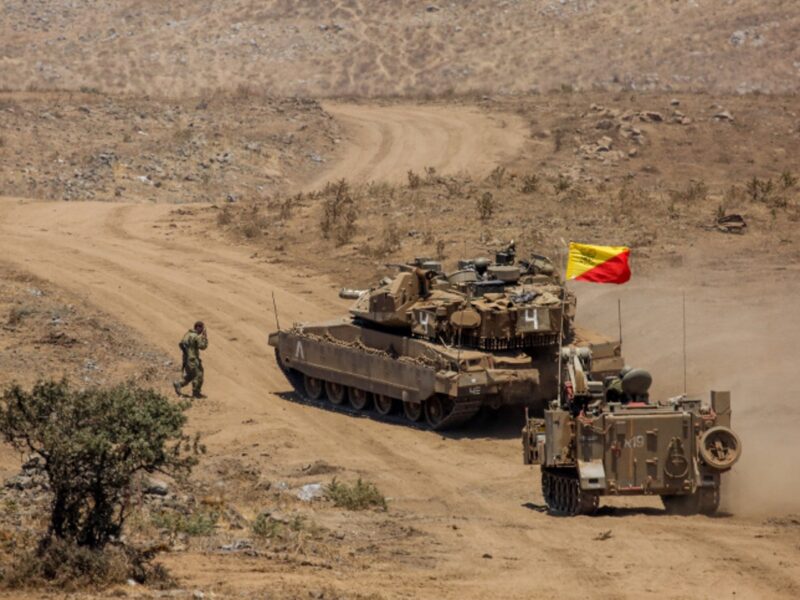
[
  {"xmin": 295, "ymin": 340, "xmax": 305, "ymax": 360},
  {"xmin": 624, "ymin": 435, "xmax": 644, "ymax": 449},
  {"xmin": 419, "ymin": 311, "xmax": 431, "ymax": 333},
  {"xmin": 524, "ymin": 308, "xmax": 539, "ymax": 330}
]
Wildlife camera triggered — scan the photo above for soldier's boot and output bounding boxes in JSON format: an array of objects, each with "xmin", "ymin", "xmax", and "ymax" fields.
[
  {"xmin": 173, "ymin": 381, "xmax": 183, "ymax": 396},
  {"xmin": 192, "ymin": 370, "xmax": 205, "ymax": 399}
]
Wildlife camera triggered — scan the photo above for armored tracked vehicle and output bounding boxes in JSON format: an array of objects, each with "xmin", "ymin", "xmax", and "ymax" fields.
[
  {"xmin": 523, "ymin": 354, "xmax": 742, "ymax": 515},
  {"xmin": 269, "ymin": 247, "xmax": 602, "ymax": 429}
]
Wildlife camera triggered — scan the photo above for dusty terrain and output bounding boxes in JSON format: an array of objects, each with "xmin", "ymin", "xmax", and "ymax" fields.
[
  {"xmin": 1, "ymin": 105, "xmax": 799, "ymax": 597},
  {"xmin": 2, "ymin": 1, "xmax": 800, "ymax": 598},
  {"xmin": 2, "ymin": 0, "xmax": 800, "ymax": 97}
]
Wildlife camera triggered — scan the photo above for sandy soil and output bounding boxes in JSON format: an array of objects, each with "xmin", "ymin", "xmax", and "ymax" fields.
[
  {"xmin": 307, "ymin": 103, "xmax": 527, "ymax": 188},
  {"xmin": 1, "ymin": 101, "xmax": 799, "ymax": 598}
]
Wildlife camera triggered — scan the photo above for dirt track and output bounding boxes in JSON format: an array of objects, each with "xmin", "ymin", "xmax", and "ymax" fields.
[
  {"xmin": 303, "ymin": 103, "xmax": 526, "ymax": 189},
  {"xmin": 1, "ymin": 103, "xmax": 799, "ymax": 599}
]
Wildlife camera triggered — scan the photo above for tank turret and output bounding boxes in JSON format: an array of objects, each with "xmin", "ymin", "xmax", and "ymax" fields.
[{"xmin": 345, "ymin": 247, "xmax": 575, "ymax": 352}]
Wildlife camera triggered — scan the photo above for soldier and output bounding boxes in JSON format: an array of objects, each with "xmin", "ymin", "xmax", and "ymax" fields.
[
  {"xmin": 605, "ymin": 365, "xmax": 632, "ymax": 404},
  {"xmin": 173, "ymin": 321, "xmax": 208, "ymax": 399}
]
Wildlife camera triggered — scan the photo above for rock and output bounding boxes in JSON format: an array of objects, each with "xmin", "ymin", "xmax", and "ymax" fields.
[
  {"xmin": 22, "ymin": 456, "xmax": 44, "ymax": 471},
  {"xmin": 4, "ymin": 475, "xmax": 35, "ymax": 490},
  {"xmin": 302, "ymin": 460, "xmax": 339, "ymax": 476},
  {"xmin": 628, "ymin": 148, "xmax": 638, "ymax": 158},
  {"xmin": 144, "ymin": 477, "xmax": 169, "ymax": 496},
  {"xmin": 482, "ymin": 553, "xmax": 493, "ymax": 559},
  {"xmin": 308, "ymin": 153, "xmax": 324, "ymax": 163},
  {"xmin": 730, "ymin": 30, "xmax": 746, "ymax": 47},
  {"xmin": 220, "ymin": 539, "xmax": 252, "ymax": 552},
  {"xmin": 255, "ymin": 478, "xmax": 272, "ymax": 491},
  {"xmin": 297, "ymin": 483, "xmax": 324, "ymax": 502},
  {"xmin": 670, "ymin": 98, "xmax": 681, "ymax": 106},
  {"xmin": 595, "ymin": 119, "xmax": 615, "ymax": 130},
  {"xmin": 426, "ymin": 4, "xmax": 440, "ymax": 12},
  {"xmin": 596, "ymin": 136, "xmax": 613, "ymax": 152},
  {"xmin": 714, "ymin": 110, "xmax": 734, "ymax": 122},
  {"xmin": 192, "ymin": 591, "xmax": 205, "ymax": 599},
  {"xmin": 643, "ymin": 111, "xmax": 663, "ymax": 123}
]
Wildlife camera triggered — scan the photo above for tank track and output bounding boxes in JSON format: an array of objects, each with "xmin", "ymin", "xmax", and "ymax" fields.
[
  {"xmin": 541, "ymin": 468, "xmax": 599, "ymax": 516},
  {"xmin": 277, "ymin": 358, "xmax": 482, "ymax": 430}
]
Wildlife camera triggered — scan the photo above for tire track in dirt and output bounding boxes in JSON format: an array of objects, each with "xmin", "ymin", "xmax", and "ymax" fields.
[{"xmin": 302, "ymin": 103, "xmax": 527, "ymax": 190}]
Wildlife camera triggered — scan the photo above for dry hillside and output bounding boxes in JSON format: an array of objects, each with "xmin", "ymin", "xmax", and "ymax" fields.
[{"xmin": 2, "ymin": 0, "xmax": 799, "ymax": 97}]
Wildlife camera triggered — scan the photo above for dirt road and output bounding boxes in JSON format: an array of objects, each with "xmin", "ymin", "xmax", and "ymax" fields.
[
  {"xmin": 302, "ymin": 103, "xmax": 527, "ymax": 189},
  {"xmin": 1, "ymin": 103, "xmax": 798, "ymax": 599}
]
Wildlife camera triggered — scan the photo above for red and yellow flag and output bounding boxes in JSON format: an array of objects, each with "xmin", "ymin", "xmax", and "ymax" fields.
[{"xmin": 566, "ymin": 243, "xmax": 631, "ymax": 284}]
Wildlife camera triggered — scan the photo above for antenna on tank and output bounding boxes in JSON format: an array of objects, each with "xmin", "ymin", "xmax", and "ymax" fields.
[
  {"xmin": 617, "ymin": 298, "xmax": 623, "ymax": 349},
  {"xmin": 272, "ymin": 291, "xmax": 281, "ymax": 332},
  {"xmin": 682, "ymin": 292, "xmax": 687, "ymax": 395}
]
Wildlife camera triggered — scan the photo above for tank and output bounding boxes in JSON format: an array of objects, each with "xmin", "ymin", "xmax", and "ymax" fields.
[
  {"xmin": 522, "ymin": 352, "xmax": 742, "ymax": 515},
  {"xmin": 268, "ymin": 246, "xmax": 602, "ymax": 429}
]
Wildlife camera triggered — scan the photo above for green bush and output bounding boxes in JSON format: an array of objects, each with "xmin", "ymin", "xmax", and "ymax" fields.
[
  {"xmin": 151, "ymin": 509, "xmax": 218, "ymax": 537},
  {"xmin": 325, "ymin": 478, "xmax": 387, "ymax": 511},
  {"xmin": 0, "ymin": 380, "xmax": 199, "ymax": 550},
  {"xmin": 252, "ymin": 513, "xmax": 307, "ymax": 539}
]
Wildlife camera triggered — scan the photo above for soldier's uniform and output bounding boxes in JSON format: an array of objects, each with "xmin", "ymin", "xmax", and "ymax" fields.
[
  {"xmin": 174, "ymin": 328, "xmax": 208, "ymax": 398},
  {"xmin": 605, "ymin": 366, "xmax": 632, "ymax": 404}
]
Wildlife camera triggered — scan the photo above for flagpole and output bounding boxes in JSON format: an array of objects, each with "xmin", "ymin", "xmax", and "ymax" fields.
[{"xmin": 556, "ymin": 242, "xmax": 569, "ymax": 407}]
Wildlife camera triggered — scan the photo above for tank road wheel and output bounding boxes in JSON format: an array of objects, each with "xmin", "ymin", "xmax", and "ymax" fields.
[
  {"xmin": 325, "ymin": 381, "xmax": 347, "ymax": 405},
  {"xmin": 374, "ymin": 394, "xmax": 395, "ymax": 416},
  {"xmin": 424, "ymin": 395, "xmax": 454, "ymax": 429},
  {"xmin": 303, "ymin": 375, "xmax": 324, "ymax": 400},
  {"xmin": 348, "ymin": 388, "xmax": 371, "ymax": 411},
  {"xmin": 403, "ymin": 401, "xmax": 423, "ymax": 423}
]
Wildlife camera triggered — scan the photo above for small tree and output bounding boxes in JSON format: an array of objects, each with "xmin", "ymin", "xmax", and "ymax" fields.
[
  {"xmin": 477, "ymin": 191, "xmax": 496, "ymax": 222},
  {"xmin": 0, "ymin": 380, "xmax": 199, "ymax": 550}
]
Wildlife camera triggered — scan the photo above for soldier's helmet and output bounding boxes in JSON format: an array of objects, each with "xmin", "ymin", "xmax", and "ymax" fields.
[{"xmin": 194, "ymin": 321, "xmax": 205, "ymax": 332}]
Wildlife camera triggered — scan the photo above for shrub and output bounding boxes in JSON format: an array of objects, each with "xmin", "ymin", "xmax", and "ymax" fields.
[
  {"xmin": 252, "ymin": 513, "xmax": 307, "ymax": 539},
  {"xmin": 151, "ymin": 509, "xmax": 218, "ymax": 536},
  {"xmin": 325, "ymin": 478, "xmax": 387, "ymax": 511},
  {"xmin": 0, "ymin": 380, "xmax": 199, "ymax": 551},
  {"xmin": 7, "ymin": 305, "xmax": 34, "ymax": 326},
  {"xmin": 2, "ymin": 538, "xmax": 171, "ymax": 589},
  {"xmin": 476, "ymin": 191, "xmax": 496, "ymax": 222},
  {"xmin": 554, "ymin": 173, "xmax": 572, "ymax": 193},
  {"xmin": 424, "ymin": 166, "xmax": 439, "ymax": 185},
  {"xmin": 521, "ymin": 174, "xmax": 540, "ymax": 194},
  {"xmin": 216, "ymin": 205, "xmax": 233, "ymax": 226},
  {"xmin": 487, "ymin": 166, "xmax": 507, "ymax": 188},
  {"xmin": 745, "ymin": 176, "xmax": 785, "ymax": 206},
  {"xmin": 407, "ymin": 170, "xmax": 421, "ymax": 189},
  {"xmin": 780, "ymin": 170, "xmax": 797, "ymax": 190},
  {"xmin": 320, "ymin": 179, "xmax": 357, "ymax": 245},
  {"xmin": 435, "ymin": 239, "xmax": 446, "ymax": 260},
  {"xmin": 669, "ymin": 179, "xmax": 709, "ymax": 204}
]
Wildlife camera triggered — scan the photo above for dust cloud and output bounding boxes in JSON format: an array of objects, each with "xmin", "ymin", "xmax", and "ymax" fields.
[{"xmin": 572, "ymin": 252, "xmax": 800, "ymax": 515}]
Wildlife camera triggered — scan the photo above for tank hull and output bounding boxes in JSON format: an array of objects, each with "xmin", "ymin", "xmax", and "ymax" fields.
[{"xmin": 269, "ymin": 321, "xmax": 558, "ymax": 429}]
